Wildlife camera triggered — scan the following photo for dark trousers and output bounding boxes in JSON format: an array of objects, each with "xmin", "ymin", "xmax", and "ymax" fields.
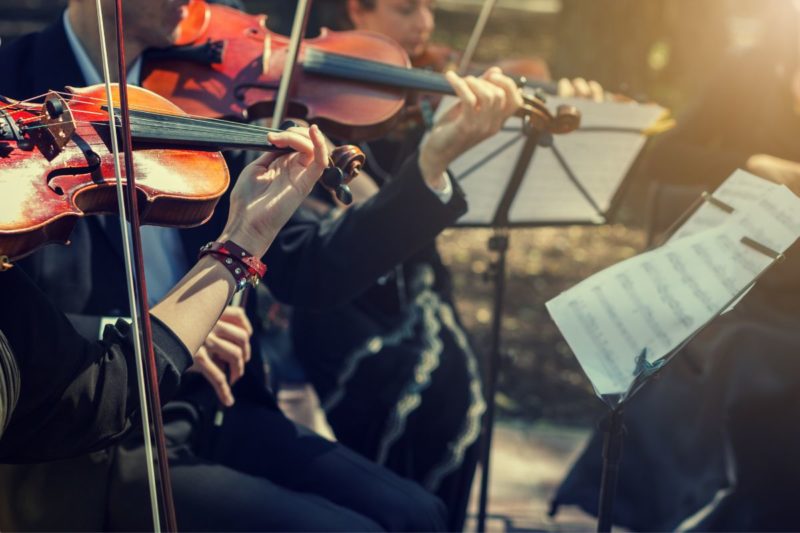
[{"xmin": 107, "ymin": 398, "xmax": 447, "ymax": 531}]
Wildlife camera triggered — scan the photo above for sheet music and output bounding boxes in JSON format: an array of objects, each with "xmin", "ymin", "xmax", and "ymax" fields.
[
  {"xmin": 669, "ymin": 170, "xmax": 781, "ymax": 241},
  {"xmin": 546, "ymin": 185, "xmax": 800, "ymax": 398},
  {"xmin": 433, "ymin": 96, "xmax": 666, "ymax": 226}
]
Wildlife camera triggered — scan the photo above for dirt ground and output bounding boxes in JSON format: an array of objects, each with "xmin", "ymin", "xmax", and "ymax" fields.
[
  {"xmin": 464, "ymin": 420, "xmax": 600, "ymax": 532},
  {"xmin": 439, "ymin": 224, "xmax": 646, "ymax": 427}
]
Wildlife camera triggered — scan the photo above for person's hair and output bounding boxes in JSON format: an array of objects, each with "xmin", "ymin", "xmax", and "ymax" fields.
[{"xmin": 327, "ymin": 0, "xmax": 377, "ymax": 30}]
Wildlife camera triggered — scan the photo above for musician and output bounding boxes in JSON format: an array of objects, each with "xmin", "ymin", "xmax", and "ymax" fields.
[
  {"xmin": 0, "ymin": 128, "xmax": 325, "ymax": 462},
  {"xmin": 0, "ymin": 1, "xmax": 450, "ymax": 530},
  {"xmin": 255, "ymin": 0, "xmax": 545, "ymax": 529}
]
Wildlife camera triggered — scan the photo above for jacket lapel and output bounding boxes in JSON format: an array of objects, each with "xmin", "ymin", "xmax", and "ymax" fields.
[{"xmin": 29, "ymin": 17, "xmax": 86, "ymax": 97}]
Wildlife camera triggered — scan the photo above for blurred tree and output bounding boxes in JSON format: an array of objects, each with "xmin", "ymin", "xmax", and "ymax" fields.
[{"xmin": 552, "ymin": 0, "xmax": 730, "ymax": 109}]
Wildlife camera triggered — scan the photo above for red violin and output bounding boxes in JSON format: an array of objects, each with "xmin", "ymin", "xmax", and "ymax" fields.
[
  {"xmin": 142, "ymin": 0, "xmax": 579, "ymax": 141},
  {"xmin": 0, "ymin": 84, "xmax": 364, "ymax": 264}
]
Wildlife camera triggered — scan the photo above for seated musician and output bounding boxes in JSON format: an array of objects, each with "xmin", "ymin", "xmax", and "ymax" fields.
[
  {"xmin": 0, "ymin": 128, "xmax": 324, "ymax": 462},
  {"xmin": 260, "ymin": 1, "xmax": 599, "ymax": 529},
  {"xmin": 334, "ymin": 0, "xmax": 604, "ymax": 100},
  {"xmin": 0, "ymin": 0, "xmax": 465, "ymax": 530}
]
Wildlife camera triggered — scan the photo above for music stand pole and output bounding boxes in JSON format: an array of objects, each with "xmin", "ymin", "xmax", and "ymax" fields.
[
  {"xmin": 476, "ymin": 127, "xmax": 544, "ymax": 532},
  {"xmin": 597, "ymin": 402, "xmax": 625, "ymax": 532},
  {"xmin": 476, "ymin": 227, "xmax": 509, "ymax": 532}
]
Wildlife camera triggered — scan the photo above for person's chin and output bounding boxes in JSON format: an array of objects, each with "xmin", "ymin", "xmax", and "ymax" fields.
[{"xmin": 408, "ymin": 42, "xmax": 427, "ymax": 59}]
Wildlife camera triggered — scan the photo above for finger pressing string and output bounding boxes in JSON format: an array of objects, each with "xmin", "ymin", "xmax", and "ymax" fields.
[
  {"xmin": 309, "ymin": 125, "xmax": 329, "ymax": 171},
  {"xmin": 446, "ymin": 71, "xmax": 478, "ymax": 112}
]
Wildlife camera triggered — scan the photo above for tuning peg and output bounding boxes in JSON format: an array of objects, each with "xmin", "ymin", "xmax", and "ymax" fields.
[
  {"xmin": 336, "ymin": 184, "xmax": 353, "ymax": 205},
  {"xmin": 279, "ymin": 120, "xmax": 299, "ymax": 131},
  {"xmin": 321, "ymin": 166, "xmax": 344, "ymax": 190},
  {"xmin": 538, "ymin": 132, "xmax": 553, "ymax": 148}
]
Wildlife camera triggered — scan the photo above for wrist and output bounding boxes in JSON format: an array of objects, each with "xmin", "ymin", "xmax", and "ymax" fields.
[
  {"xmin": 418, "ymin": 147, "xmax": 449, "ymax": 189},
  {"xmin": 218, "ymin": 226, "xmax": 272, "ymax": 260},
  {"xmin": 199, "ymin": 240, "xmax": 268, "ymax": 292}
]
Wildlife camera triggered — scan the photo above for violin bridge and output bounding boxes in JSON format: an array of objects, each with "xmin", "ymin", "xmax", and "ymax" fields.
[{"xmin": 24, "ymin": 92, "xmax": 75, "ymax": 161}]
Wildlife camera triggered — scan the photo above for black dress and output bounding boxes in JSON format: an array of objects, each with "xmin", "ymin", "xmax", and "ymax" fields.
[{"xmin": 266, "ymin": 128, "xmax": 486, "ymax": 530}]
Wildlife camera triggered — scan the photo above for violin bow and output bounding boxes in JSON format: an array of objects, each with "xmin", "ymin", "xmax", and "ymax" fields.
[
  {"xmin": 94, "ymin": 1, "xmax": 178, "ymax": 531},
  {"xmin": 270, "ymin": 0, "xmax": 314, "ymax": 128},
  {"xmin": 227, "ymin": 0, "xmax": 314, "ymax": 313},
  {"xmin": 458, "ymin": 0, "xmax": 498, "ymax": 75}
]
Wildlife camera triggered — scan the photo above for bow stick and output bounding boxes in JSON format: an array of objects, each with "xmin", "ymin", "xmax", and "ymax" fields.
[
  {"xmin": 94, "ymin": 0, "xmax": 178, "ymax": 530},
  {"xmin": 458, "ymin": 0, "xmax": 498, "ymax": 75},
  {"xmin": 228, "ymin": 0, "xmax": 315, "ymax": 313},
  {"xmin": 270, "ymin": 0, "xmax": 314, "ymax": 129},
  {"xmin": 219, "ymin": 0, "xmax": 317, "ymax": 425}
]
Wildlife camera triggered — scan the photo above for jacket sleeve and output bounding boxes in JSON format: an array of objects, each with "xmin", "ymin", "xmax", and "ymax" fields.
[
  {"xmin": 265, "ymin": 151, "xmax": 468, "ymax": 310},
  {"xmin": 0, "ymin": 268, "xmax": 193, "ymax": 463}
]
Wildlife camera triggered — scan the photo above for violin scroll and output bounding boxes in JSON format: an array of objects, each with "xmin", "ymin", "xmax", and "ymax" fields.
[
  {"xmin": 277, "ymin": 120, "xmax": 364, "ymax": 205},
  {"xmin": 321, "ymin": 145, "xmax": 365, "ymax": 205},
  {"xmin": 520, "ymin": 94, "xmax": 581, "ymax": 137},
  {"xmin": 330, "ymin": 144, "xmax": 365, "ymax": 180},
  {"xmin": 551, "ymin": 104, "xmax": 581, "ymax": 134}
]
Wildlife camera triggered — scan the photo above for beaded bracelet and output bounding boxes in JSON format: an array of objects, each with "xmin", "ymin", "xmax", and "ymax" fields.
[{"xmin": 199, "ymin": 240, "xmax": 267, "ymax": 291}]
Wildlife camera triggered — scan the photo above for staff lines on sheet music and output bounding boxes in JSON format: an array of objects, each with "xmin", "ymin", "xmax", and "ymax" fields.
[{"xmin": 665, "ymin": 251, "xmax": 718, "ymax": 314}]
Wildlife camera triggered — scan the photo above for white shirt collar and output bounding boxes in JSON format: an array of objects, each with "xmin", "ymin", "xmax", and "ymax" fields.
[{"xmin": 63, "ymin": 9, "xmax": 142, "ymax": 87}]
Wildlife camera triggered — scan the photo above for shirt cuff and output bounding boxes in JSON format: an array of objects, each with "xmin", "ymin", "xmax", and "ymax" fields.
[{"xmin": 426, "ymin": 171, "xmax": 454, "ymax": 204}]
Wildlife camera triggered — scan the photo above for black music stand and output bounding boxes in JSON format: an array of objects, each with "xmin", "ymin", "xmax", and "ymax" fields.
[
  {"xmin": 545, "ymin": 173, "xmax": 795, "ymax": 532},
  {"xmin": 444, "ymin": 97, "xmax": 667, "ymax": 533}
]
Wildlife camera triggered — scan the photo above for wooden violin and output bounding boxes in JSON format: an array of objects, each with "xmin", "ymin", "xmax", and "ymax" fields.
[
  {"xmin": 142, "ymin": 0, "xmax": 579, "ymax": 141},
  {"xmin": 0, "ymin": 84, "xmax": 364, "ymax": 264}
]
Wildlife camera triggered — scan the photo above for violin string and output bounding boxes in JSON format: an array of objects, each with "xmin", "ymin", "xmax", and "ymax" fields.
[
  {"xmin": 305, "ymin": 48, "xmax": 454, "ymax": 94},
  {"xmin": 54, "ymin": 92, "xmax": 289, "ymax": 138},
  {"xmin": 0, "ymin": 92, "xmax": 53, "ymax": 112},
  {"xmin": 14, "ymin": 90, "xmax": 304, "ymax": 148},
  {"xmin": 20, "ymin": 116, "xmax": 282, "ymax": 150},
  {"xmin": 17, "ymin": 114, "xmax": 49, "ymax": 124},
  {"xmin": 19, "ymin": 104, "xmax": 282, "ymax": 143},
  {"xmin": 311, "ymin": 51, "xmax": 534, "ymax": 121},
  {"xmin": 49, "ymin": 91, "xmax": 281, "ymax": 133},
  {"xmin": 17, "ymin": 90, "xmax": 308, "ymax": 142}
]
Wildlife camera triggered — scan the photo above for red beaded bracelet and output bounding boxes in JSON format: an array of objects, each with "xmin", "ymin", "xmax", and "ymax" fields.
[{"xmin": 199, "ymin": 240, "xmax": 267, "ymax": 291}]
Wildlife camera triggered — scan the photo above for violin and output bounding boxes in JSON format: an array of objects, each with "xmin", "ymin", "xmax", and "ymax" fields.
[
  {"xmin": 0, "ymin": 84, "xmax": 364, "ymax": 264},
  {"xmin": 142, "ymin": 0, "xmax": 579, "ymax": 142}
]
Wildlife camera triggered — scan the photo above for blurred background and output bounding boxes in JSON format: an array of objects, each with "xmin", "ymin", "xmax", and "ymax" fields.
[{"xmin": 2, "ymin": 1, "xmax": 794, "ymax": 528}]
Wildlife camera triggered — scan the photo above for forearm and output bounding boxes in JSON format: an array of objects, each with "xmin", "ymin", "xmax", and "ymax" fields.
[{"xmin": 150, "ymin": 256, "xmax": 238, "ymax": 358}]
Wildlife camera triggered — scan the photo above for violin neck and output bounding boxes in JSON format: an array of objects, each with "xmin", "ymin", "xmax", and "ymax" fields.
[
  {"xmin": 124, "ymin": 109, "xmax": 285, "ymax": 152},
  {"xmin": 302, "ymin": 49, "xmax": 560, "ymax": 99},
  {"xmin": 303, "ymin": 48, "xmax": 456, "ymax": 96}
]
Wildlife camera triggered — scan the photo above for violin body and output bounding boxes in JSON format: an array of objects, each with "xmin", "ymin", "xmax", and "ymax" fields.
[
  {"xmin": 0, "ymin": 85, "xmax": 229, "ymax": 261},
  {"xmin": 143, "ymin": 1, "xmax": 410, "ymax": 140}
]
